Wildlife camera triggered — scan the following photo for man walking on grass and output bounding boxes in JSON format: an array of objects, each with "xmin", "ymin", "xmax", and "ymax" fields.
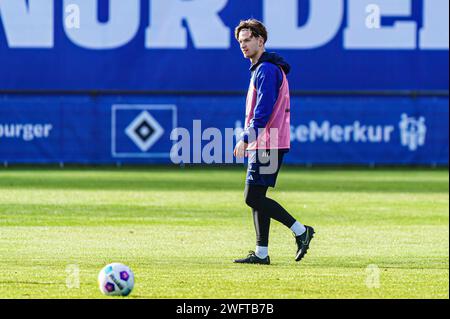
[{"xmin": 233, "ymin": 19, "xmax": 315, "ymax": 265}]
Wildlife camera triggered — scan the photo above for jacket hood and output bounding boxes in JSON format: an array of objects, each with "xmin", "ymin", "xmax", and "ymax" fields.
[{"xmin": 250, "ymin": 52, "xmax": 291, "ymax": 75}]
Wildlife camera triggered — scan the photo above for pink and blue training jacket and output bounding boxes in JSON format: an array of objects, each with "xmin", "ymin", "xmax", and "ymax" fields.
[{"xmin": 240, "ymin": 52, "xmax": 291, "ymax": 151}]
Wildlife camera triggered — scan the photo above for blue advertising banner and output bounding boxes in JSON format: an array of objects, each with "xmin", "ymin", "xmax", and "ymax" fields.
[
  {"xmin": 0, "ymin": 95, "xmax": 448, "ymax": 165},
  {"xmin": 0, "ymin": 0, "xmax": 448, "ymax": 92}
]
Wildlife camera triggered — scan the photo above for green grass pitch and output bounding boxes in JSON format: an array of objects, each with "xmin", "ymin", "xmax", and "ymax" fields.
[{"xmin": 0, "ymin": 166, "xmax": 448, "ymax": 299}]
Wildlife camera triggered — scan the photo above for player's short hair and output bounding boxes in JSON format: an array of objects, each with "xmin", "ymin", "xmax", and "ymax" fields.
[{"xmin": 235, "ymin": 19, "xmax": 268, "ymax": 44}]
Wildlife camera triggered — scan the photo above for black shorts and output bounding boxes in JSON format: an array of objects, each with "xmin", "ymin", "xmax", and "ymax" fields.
[{"xmin": 246, "ymin": 149, "xmax": 288, "ymax": 188}]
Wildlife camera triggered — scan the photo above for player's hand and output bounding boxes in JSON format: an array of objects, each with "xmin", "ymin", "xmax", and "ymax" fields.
[{"xmin": 234, "ymin": 140, "xmax": 248, "ymax": 158}]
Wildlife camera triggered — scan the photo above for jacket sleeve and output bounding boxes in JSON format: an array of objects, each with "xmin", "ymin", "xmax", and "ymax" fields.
[{"xmin": 240, "ymin": 63, "xmax": 282, "ymax": 143}]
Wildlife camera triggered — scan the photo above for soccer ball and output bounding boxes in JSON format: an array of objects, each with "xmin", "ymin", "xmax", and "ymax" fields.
[{"xmin": 98, "ymin": 263, "xmax": 134, "ymax": 296}]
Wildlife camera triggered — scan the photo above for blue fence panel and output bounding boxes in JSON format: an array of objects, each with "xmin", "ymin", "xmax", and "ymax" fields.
[{"xmin": 0, "ymin": 95, "xmax": 448, "ymax": 165}]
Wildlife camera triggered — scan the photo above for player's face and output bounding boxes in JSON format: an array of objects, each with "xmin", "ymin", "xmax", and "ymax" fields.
[{"xmin": 238, "ymin": 30, "xmax": 263, "ymax": 60}]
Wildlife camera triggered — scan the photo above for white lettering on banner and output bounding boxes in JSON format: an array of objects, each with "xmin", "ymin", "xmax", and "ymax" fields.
[
  {"xmin": 284, "ymin": 115, "xmax": 427, "ymax": 152},
  {"xmin": 345, "ymin": 0, "xmax": 417, "ymax": 49},
  {"xmin": 63, "ymin": 0, "xmax": 140, "ymax": 49},
  {"xmin": 0, "ymin": 124, "xmax": 53, "ymax": 141},
  {"xmin": 0, "ymin": 0, "xmax": 53, "ymax": 48},
  {"xmin": 0, "ymin": 0, "xmax": 448, "ymax": 50},
  {"xmin": 264, "ymin": 0, "xmax": 343, "ymax": 49},
  {"xmin": 289, "ymin": 121, "xmax": 395, "ymax": 144},
  {"xmin": 146, "ymin": 0, "xmax": 230, "ymax": 49}
]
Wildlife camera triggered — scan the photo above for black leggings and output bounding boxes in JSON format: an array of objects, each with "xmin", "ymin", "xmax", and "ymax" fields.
[{"xmin": 244, "ymin": 184, "xmax": 296, "ymax": 247}]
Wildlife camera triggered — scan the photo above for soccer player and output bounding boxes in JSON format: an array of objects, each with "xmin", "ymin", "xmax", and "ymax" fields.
[{"xmin": 233, "ymin": 19, "xmax": 315, "ymax": 265}]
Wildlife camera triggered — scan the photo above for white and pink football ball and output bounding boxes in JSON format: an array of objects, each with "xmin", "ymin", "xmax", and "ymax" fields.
[{"xmin": 98, "ymin": 263, "xmax": 134, "ymax": 296}]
